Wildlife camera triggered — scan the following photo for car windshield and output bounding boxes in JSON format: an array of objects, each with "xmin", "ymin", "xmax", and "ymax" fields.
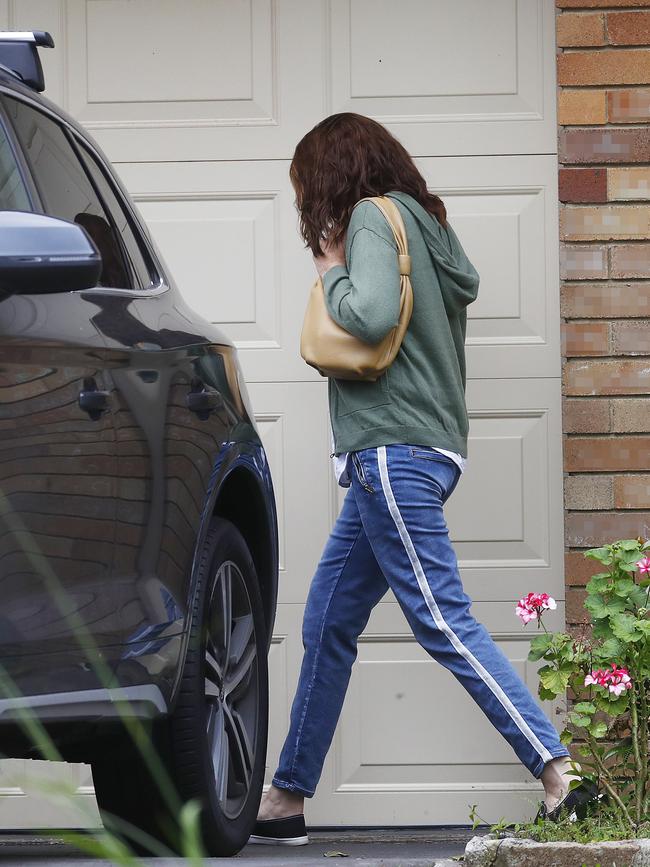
[{"xmin": 0, "ymin": 115, "xmax": 30, "ymax": 211}]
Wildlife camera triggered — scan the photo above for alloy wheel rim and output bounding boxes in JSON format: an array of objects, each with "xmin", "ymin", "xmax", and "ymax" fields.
[{"xmin": 204, "ymin": 559, "xmax": 258, "ymax": 819}]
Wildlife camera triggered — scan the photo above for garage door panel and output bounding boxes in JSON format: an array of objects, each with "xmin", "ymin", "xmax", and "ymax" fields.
[
  {"xmin": 18, "ymin": 0, "xmax": 327, "ymax": 163},
  {"xmin": 76, "ymin": 0, "xmax": 272, "ymax": 118},
  {"xmin": 455, "ymin": 379, "xmax": 564, "ymax": 603},
  {"xmin": 296, "ymin": 600, "xmax": 564, "ymax": 825},
  {"xmin": 329, "ymin": 0, "xmax": 555, "ymax": 158},
  {"xmin": 118, "ymin": 160, "xmax": 319, "ymax": 383},
  {"xmin": 333, "ymin": 378, "xmax": 564, "ymax": 605},
  {"xmin": 248, "ymin": 381, "xmax": 332, "ymax": 605},
  {"xmin": 274, "ymin": 379, "xmax": 562, "ymax": 605},
  {"xmin": 136, "ymin": 193, "xmax": 281, "ymax": 350},
  {"xmin": 118, "ymin": 156, "xmax": 560, "ymax": 384},
  {"xmin": 0, "ymin": 760, "xmax": 99, "ymax": 828},
  {"xmin": 266, "ymin": 608, "xmax": 294, "ymax": 790},
  {"xmin": 18, "ymin": 0, "xmax": 555, "ymax": 162},
  {"xmin": 416, "ymin": 155, "xmax": 561, "ymax": 380}
]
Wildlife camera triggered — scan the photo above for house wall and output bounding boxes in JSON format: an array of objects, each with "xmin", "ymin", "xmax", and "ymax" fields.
[{"xmin": 556, "ymin": 1, "xmax": 650, "ymax": 638}]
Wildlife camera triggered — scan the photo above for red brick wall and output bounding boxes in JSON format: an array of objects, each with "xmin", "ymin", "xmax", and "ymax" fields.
[{"xmin": 556, "ymin": 0, "xmax": 650, "ymax": 627}]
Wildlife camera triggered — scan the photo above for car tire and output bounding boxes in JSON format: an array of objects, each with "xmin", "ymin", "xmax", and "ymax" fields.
[{"xmin": 91, "ymin": 517, "xmax": 269, "ymax": 857}]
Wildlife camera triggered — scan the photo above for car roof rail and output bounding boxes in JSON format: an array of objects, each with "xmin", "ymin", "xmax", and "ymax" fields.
[{"xmin": 0, "ymin": 31, "xmax": 54, "ymax": 93}]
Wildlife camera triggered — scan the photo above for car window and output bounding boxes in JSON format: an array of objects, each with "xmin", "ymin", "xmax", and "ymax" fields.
[
  {"xmin": 76, "ymin": 141, "xmax": 156, "ymax": 290},
  {"xmin": 0, "ymin": 118, "xmax": 30, "ymax": 211},
  {"xmin": 2, "ymin": 95, "xmax": 131, "ymax": 289}
]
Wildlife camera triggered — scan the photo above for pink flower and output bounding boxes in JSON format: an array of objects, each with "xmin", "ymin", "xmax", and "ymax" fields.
[
  {"xmin": 584, "ymin": 669, "xmax": 607, "ymax": 688},
  {"xmin": 606, "ymin": 664, "xmax": 632, "ymax": 696},
  {"xmin": 636, "ymin": 556, "xmax": 650, "ymax": 575},
  {"xmin": 584, "ymin": 663, "xmax": 632, "ymax": 695},
  {"xmin": 516, "ymin": 592, "xmax": 557, "ymax": 625}
]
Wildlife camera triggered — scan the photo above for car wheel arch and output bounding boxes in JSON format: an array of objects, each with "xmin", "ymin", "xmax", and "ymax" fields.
[{"xmin": 211, "ymin": 462, "xmax": 278, "ymax": 643}]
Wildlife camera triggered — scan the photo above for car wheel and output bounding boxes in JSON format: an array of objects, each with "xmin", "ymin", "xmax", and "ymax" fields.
[{"xmin": 91, "ymin": 517, "xmax": 269, "ymax": 857}]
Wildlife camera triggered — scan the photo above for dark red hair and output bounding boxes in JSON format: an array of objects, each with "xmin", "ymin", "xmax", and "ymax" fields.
[{"xmin": 290, "ymin": 112, "xmax": 447, "ymax": 255}]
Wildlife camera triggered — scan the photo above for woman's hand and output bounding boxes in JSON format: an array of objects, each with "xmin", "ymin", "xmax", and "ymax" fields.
[{"xmin": 313, "ymin": 235, "xmax": 346, "ymax": 279}]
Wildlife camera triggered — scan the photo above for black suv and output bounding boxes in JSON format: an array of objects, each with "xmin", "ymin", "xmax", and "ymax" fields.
[{"xmin": 0, "ymin": 32, "xmax": 278, "ymax": 856}]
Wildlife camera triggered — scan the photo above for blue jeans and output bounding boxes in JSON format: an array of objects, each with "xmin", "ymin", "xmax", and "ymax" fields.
[{"xmin": 273, "ymin": 444, "xmax": 570, "ymax": 797}]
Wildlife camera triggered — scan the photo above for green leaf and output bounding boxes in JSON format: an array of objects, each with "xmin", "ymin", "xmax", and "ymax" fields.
[
  {"xmin": 569, "ymin": 712, "xmax": 591, "ymax": 728},
  {"xmin": 606, "ymin": 694, "xmax": 629, "ymax": 715},
  {"xmin": 592, "ymin": 619, "xmax": 615, "ymax": 641},
  {"xmin": 560, "ymin": 728, "xmax": 574, "ymax": 745},
  {"xmin": 613, "ymin": 578, "xmax": 638, "ymax": 597},
  {"xmin": 584, "ymin": 594, "xmax": 626, "ymax": 620},
  {"xmin": 573, "ymin": 701, "xmax": 596, "ymax": 714},
  {"xmin": 539, "ymin": 664, "xmax": 573, "ymax": 695},
  {"xmin": 597, "ymin": 637, "xmax": 624, "ymax": 659},
  {"xmin": 604, "ymin": 742, "xmax": 629, "ymax": 761},
  {"xmin": 617, "ymin": 539, "xmax": 642, "ymax": 551},
  {"xmin": 588, "ymin": 720, "xmax": 608, "ymax": 738},
  {"xmin": 528, "ymin": 633, "xmax": 554, "ymax": 662},
  {"xmin": 538, "ymin": 685, "xmax": 557, "ymax": 701},
  {"xmin": 586, "ymin": 573, "xmax": 612, "ymax": 594},
  {"xmin": 585, "ymin": 546, "xmax": 614, "ymax": 565},
  {"xmin": 635, "ymin": 618, "xmax": 650, "ymax": 635},
  {"xmin": 628, "ymin": 585, "xmax": 649, "ymax": 608},
  {"xmin": 610, "ymin": 612, "xmax": 643, "ymax": 642}
]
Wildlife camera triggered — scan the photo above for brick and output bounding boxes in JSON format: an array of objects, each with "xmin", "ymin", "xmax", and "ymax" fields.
[
  {"xmin": 564, "ymin": 359, "xmax": 650, "ymax": 394},
  {"xmin": 558, "ymin": 89, "xmax": 607, "ymax": 125},
  {"xmin": 564, "ymin": 550, "xmax": 610, "ymax": 585},
  {"xmin": 561, "ymin": 282, "xmax": 650, "ymax": 318},
  {"xmin": 612, "ymin": 398, "xmax": 650, "ymax": 432},
  {"xmin": 608, "ymin": 88, "xmax": 650, "ymax": 123},
  {"xmin": 564, "ymin": 436, "xmax": 650, "ymax": 471},
  {"xmin": 560, "ymin": 205, "xmax": 650, "ymax": 241},
  {"xmin": 608, "ymin": 167, "xmax": 650, "ymax": 201},
  {"xmin": 563, "ymin": 397, "xmax": 611, "ymax": 433},
  {"xmin": 611, "ymin": 320, "xmax": 650, "ymax": 354},
  {"xmin": 614, "ymin": 474, "xmax": 650, "ymax": 508},
  {"xmin": 557, "ymin": 0, "xmax": 650, "ymax": 7},
  {"xmin": 559, "ymin": 127, "xmax": 650, "ymax": 164},
  {"xmin": 557, "ymin": 12, "xmax": 606, "ymax": 46},
  {"xmin": 610, "ymin": 243, "xmax": 650, "ymax": 277},
  {"xmin": 566, "ymin": 587, "xmax": 589, "ymax": 623},
  {"xmin": 565, "ymin": 474, "xmax": 614, "ymax": 509},
  {"xmin": 559, "ymin": 168, "xmax": 607, "ymax": 203},
  {"xmin": 562, "ymin": 321, "xmax": 610, "ymax": 356},
  {"xmin": 557, "ymin": 48, "xmax": 650, "ymax": 86},
  {"xmin": 565, "ymin": 511, "xmax": 650, "ymax": 548},
  {"xmin": 607, "ymin": 11, "xmax": 650, "ymax": 46},
  {"xmin": 560, "ymin": 244, "xmax": 608, "ymax": 280}
]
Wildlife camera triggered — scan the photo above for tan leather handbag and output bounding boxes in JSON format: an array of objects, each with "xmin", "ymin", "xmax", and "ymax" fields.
[{"xmin": 300, "ymin": 196, "xmax": 413, "ymax": 382}]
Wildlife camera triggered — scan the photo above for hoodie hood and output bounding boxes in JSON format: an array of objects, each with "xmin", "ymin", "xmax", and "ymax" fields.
[{"xmin": 386, "ymin": 190, "xmax": 480, "ymax": 315}]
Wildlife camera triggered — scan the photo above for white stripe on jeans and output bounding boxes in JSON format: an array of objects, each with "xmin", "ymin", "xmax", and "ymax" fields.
[{"xmin": 376, "ymin": 445, "xmax": 553, "ymax": 767}]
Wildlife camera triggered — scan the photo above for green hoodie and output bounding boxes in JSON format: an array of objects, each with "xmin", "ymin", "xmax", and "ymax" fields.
[{"xmin": 322, "ymin": 190, "xmax": 480, "ymax": 457}]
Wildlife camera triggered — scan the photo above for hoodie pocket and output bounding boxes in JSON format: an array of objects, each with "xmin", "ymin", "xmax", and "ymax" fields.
[{"xmin": 332, "ymin": 372, "xmax": 390, "ymax": 418}]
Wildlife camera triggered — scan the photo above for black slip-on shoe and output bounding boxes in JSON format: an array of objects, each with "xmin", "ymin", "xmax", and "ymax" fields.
[
  {"xmin": 535, "ymin": 779, "xmax": 602, "ymax": 823},
  {"xmin": 248, "ymin": 814, "xmax": 309, "ymax": 846}
]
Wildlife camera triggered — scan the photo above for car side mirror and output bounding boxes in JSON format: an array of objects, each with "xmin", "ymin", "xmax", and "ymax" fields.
[{"xmin": 0, "ymin": 211, "xmax": 102, "ymax": 295}]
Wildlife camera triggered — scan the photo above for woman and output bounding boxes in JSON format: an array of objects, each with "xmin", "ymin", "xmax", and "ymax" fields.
[{"xmin": 250, "ymin": 113, "xmax": 596, "ymax": 846}]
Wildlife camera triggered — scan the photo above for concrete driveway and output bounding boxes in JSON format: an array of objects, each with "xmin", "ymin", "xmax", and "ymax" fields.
[{"xmin": 0, "ymin": 827, "xmax": 476, "ymax": 866}]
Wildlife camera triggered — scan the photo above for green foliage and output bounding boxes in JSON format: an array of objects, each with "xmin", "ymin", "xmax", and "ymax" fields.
[
  {"xmin": 470, "ymin": 804, "xmax": 650, "ymax": 844},
  {"xmin": 526, "ymin": 537, "xmax": 650, "ymax": 836}
]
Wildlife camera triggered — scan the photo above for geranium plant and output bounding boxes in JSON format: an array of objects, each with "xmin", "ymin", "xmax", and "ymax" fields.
[{"xmin": 521, "ymin": 538, "xmax": 650, "ymax": 831}]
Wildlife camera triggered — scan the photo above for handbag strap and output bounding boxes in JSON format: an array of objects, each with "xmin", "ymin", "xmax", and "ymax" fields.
[{"xmin": 357, "ymin": 196, "xmax": 411, "ymax": 277}]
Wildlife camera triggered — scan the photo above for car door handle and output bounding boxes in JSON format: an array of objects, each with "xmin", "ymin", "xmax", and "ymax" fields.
[
  {"xmin": 78, "ymin": 382, "xmax": 111, "ymax": 419},
  {"xmin": 186, "ymin": 385, "xmax": 224, "ymax": 419}
]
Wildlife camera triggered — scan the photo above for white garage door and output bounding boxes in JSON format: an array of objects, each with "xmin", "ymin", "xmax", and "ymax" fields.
[{"xmin": 2, "ymin": 0, "xmax": 565, "ymax": 828}]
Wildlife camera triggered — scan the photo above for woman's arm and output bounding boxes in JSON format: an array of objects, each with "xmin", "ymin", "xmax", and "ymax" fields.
[{"xmin": 320, "ymin": 224, "xmax": 401, "ymax": 345}]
